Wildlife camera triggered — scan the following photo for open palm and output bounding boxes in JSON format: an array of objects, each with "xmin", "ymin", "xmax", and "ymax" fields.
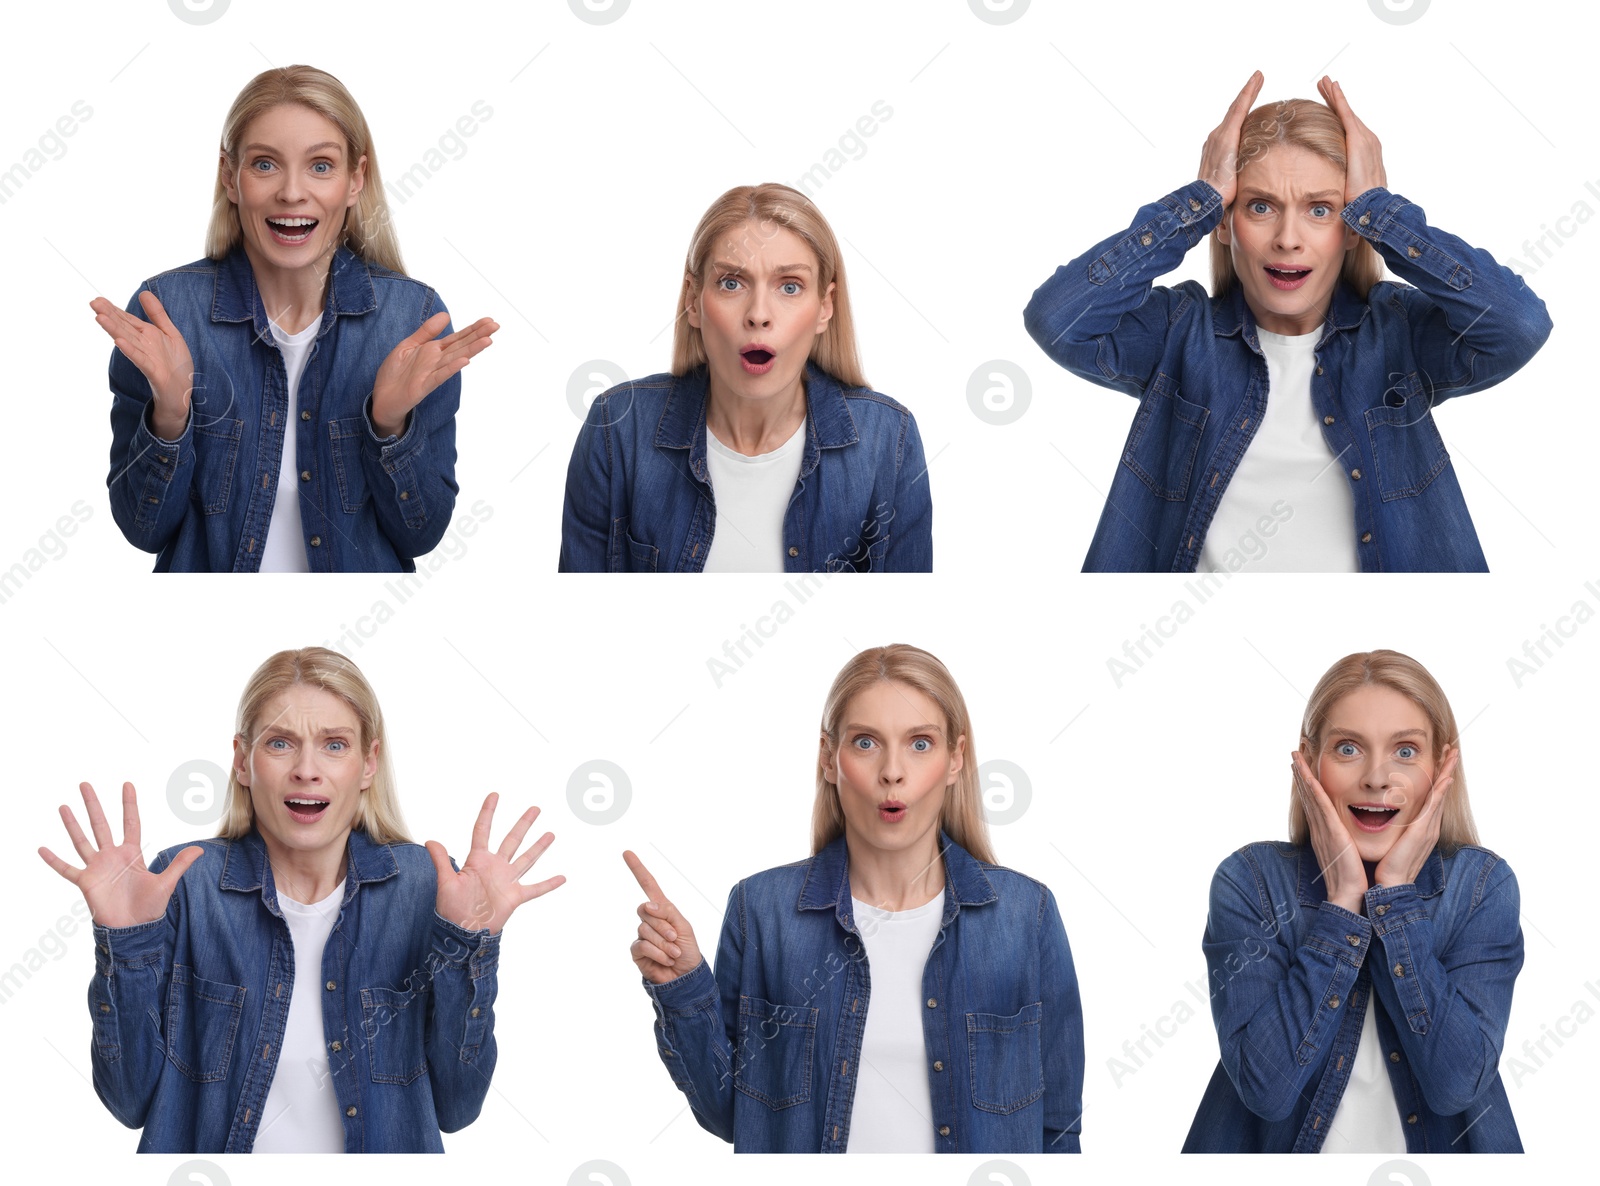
[{"xmin": 427, "ymin": 793, "xmax": 563, "ymax": 935}]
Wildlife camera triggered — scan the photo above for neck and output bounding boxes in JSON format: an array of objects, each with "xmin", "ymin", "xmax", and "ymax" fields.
[
  {"xmin": 705, "ymin": 369, "xmax": 807, "ymax": 456},
  {"xmin": 262, "ymin": 830, "xmax": 349, "ymax": 905},
  {"xmin": 245, "ymin": 242, "xmax": 335, "ymax": 335},
  {"xmin": 845, "ymin": 827, "xmax": 946, "ymax": 912}
]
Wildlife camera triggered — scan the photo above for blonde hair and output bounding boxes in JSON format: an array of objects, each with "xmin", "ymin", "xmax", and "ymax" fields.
[
  {"xmin": 219, "ymin": 647, "xmax": 410, "ymax": 844},
  {"xmin": 206, "ymin": 65, "xmax": 405, "ymax": 274},
  {"xmin": 1209, "ymin": 98, "xmax": 1384, "ymax": 302},
  {"xmin": 1290, "ymin": 649, "xmax": 1479, "ymax": 852},
  {"xmin": 813, "ymin": 644, "xmax": 994, "ymax": 863},
  {"xmin": 673, "ymin": 184, "xmax": 867, "ymax": 388}
]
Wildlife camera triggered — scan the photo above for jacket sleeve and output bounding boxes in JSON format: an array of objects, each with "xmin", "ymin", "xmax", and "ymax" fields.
[
  {"xmin": 358, "ymin": 289, "xmax": 460, "ymax": 561},
  {"xmin": 1201, "ymin": 850, "xmax": 1374, "ymax": 1122},
  {"xmin": 1023, "ymin": 179, "xmax": 1223, "ymax": 398},
  {"xmin": 640, "ymin": 884, "xmax": 742, "ymax": 1143},
  {"xmin": 883, "ymin": 409, "xmax": 932, "ymax": 572},
  {"xmin": 88, "ymin": 847, "xmax": 178, "ymax": 1128},
  {"xmin": 423, "ymin": 910, "xmax": 500, "ymax": 1132},
  {"xmin": 1038, "ymin": 886, "xmax": 1084, "ymax": 1152},
  {"xmin": 106, "ymin": 283, "xmax": 197, "ymax": 555},
  {"xmin": 1365, "ymin": 854, "xmax": 1522, "ymax": 1115},
  {"xmin": 559, "ymin": 391, "xmax": 623, "ymax": 572},
  {"xmin": 1341, "ymin": 186, "xmax": 1553, "ymax": 404}
]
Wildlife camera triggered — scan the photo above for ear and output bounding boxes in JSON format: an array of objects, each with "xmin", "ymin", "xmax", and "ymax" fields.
[
  {"xmin": 683, "ymin": 273, "xmax": 702, "ymax": 330},
  {"xmin": 1343, "ymin": 224, "xmax": 1359, "ymax": 252},
  {"xmin": 361, "ymin": 737, "xmax": 379, "ymax": 791},
  {"xmin": 347, "ymin": 152, "xmax": 367, "ymax": 209},
  {"xmin": 814, "ymin": 280, "xmax": 836, "ymax": 336},
  {"xmin": 220, "ymin": 152, "xmax": 239, "ymax": 205},
  {"xmin": 817, "ymin": 733, "xmax": 835, "ymax": 785},
  {"xmin": 232, "ymin": 734, "xmax": 251, "ymax": 788},
  {"xmin": 1215, "ymin": 214, "xmax": 1232, "ymax": 248},
  {"xmin": 946, "ymin": 734, "xmax": 966, "ymax": 785}
]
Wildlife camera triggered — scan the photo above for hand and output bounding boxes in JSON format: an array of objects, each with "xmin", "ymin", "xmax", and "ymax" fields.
[
  {"xmin": 624, "ymin": 850, "xmax": 703, "ymax": 985},
  {"xmin": 427, "ymin": 793, "xmax": 564, "ymax": 935},
  {"xmin": 370, "ymin": 313, "xmax": 498, "ymax": 437},
  {"xmin": 1197, "ymin": 71, "xmax": 1264, "ymax": 209},
  {"xmin": 1374, "ymin": 745, "xmax": 1455, "ymax": 889},
  {"xmin": 1292, "ymin": 751, "xmax": 1367, "ymax": 914},
  {"xmin": 1318, "ymin": 76, "xmax": 1386, "ymax": 205},
  {"xmin": 90, "ymin": 292, "xmax": 196, "ymax": 440},
  {"xmin": 38, "ymin": 782, "xmax": 203, "ymax": 929}
]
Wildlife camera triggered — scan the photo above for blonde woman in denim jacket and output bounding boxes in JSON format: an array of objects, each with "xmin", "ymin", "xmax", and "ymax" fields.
[
  {"xmin": 38, "ymin": 647, "xmax": 564, "ymax": 1152},
  {"xmin": 623, "ymin": 644, "xmax": 1083, "ymax": 1152},
  {"xmin": 1184, "ymin": 650, "xmax": 1523, "ymax": 1152},
  {"xmin": 93, "ymin": 66, "xmax": 498, "ymax": 572}
]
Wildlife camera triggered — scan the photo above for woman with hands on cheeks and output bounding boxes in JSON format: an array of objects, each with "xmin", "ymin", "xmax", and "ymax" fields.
[
  {"xmin": 624, "ymin": 644, "xmax": 1083, "ymax": 1153},
  {"xmin": 94, "ymin": 65, "xmax": 497, "ymax": 572},
  {"xmin": 1024, "ymin": 73, "xmax": 1551, "ymax": 572},
  {"xmin": 1184, "ymin": 650, "xmax": 1523, "ymax": 1153},
  {"xmin": 37, "ymin": 647, "xmax": 563, "ymax": 1153}
]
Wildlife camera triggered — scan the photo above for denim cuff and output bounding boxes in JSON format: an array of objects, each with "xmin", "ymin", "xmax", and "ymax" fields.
[
  {"xmin": 92, "ymin": 917, "xmax": 167, "ymax": 974},
  {"xmin": 1340, "ymin": 186, "xmax": 1410, "ymax": 239},
  {"xmin": 430, "ymin": 910, "xmax": 501, "ymax": 979},
  {"xmin": 1366, "ymin": 881, "xmax": 1427, "ymax": 937},
  {"xmin": 1305, "ymin": 899, "xmax": 1374, "ymax": 966},
  {"xmin": 642, "ymin": 959, "xmax": 717, "ymax": 1014}
]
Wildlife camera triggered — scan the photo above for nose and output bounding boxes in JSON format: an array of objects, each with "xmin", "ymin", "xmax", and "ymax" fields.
[
  {"xmin": 1361, "ymin": 756, "xmax": 1402, "ymax": 802},
  {"xmin": 291, "ymin": 747, "xmax": 321, "ymax": 783},
  {"xmin": 744, "ymin": 287, "xmax": 771, "ymax": 329},
  {"xmin": 878, "ymin": 747, "xmax": 905, "ymax": 787}
]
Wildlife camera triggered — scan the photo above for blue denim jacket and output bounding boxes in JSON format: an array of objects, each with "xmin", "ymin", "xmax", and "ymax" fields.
[
  {"xmin": 1183, "ymin": 841, "xmax": 1522, "ymax": 1153},
  {"xmin": 1023, "ymin": 182, "xmax": 1553, "ymax": 571},
  {"xmin": 559, "ymin": 361, "xmax": 932, "ymax": 571},
  {"xmin": 640, "ymin": 831, "xmax": 1083, "ymax": 1152},
  {"xmin": 107, "ymin": 245, "xmax": 462, "ymax": 572},
  {"xmin": 88, "ymin": 828, "xmax": 500, "ymax": 1153}
]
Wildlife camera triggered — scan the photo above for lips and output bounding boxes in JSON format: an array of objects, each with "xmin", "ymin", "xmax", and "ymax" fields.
[
  {"xmin": 1264, "ymin": 264, "xmax": 1312, "ymax": 291},
  {"xmin": 878, "ymin": 799, "xmax": 907, "ymax": 823},
  {"xmin": 285, "ymin": 794, "xmax": 331, "ymax": 824},
  {"xmin": 740, "ymin": 344, "xmax": 776, "ymax": 375},
  {"xmin": 266, "ymin": 216, "xmax": 318, "ymax": 245},
  {"xmin": 1348, "ymin": 802, "xmax": 1400, "ymax": 833}
]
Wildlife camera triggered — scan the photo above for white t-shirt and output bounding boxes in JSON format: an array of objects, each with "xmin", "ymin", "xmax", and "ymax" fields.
[
  {"xmin": 252, "ymin": 879, "xmax": 347, "ymax": 1153},
  {"xmin": 845, "ymin": 889, "xmax": 945, "ymax": 1153},
  {"xmin": 1320, "ymin": 997, "xmax": 1406, "ymax": 1153},
  {"xmin": 701, "ymin": 418, "xmax": 806, "ymax": 572},
  {"xmin": 258, "ymin": 317, "xmax": 320, "ymax": 573},
  {"xmin": 1198, "ymin": 326, "xmax": 1360, "ymax": 573}
]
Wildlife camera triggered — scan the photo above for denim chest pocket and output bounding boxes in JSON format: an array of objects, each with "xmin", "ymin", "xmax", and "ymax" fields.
[
  {"xmin": 825, "ymin": 532, "xmax": 891, "ymax": 572},
  {"xmin": 327, "ymin": 417, "xmax": 371, "ymax": 514},
  {"xmin": 164, "ymin": 963, "xmax": 247, "ymax": 1083},
  {"xmin": 1123, "ymin": 372, "xmax": 1210, "ymax": 501},
  {"xmin": 735, "ymin": 996, "xmax": 818, "ymax": 1110},
  {"xmin": 361, "ymin": 982, "xmax": 430, "ymax": 1085},
  {"xmin": 625, "ymin": 530, "xmax": 659, "ymax": 572},
  {"xmin": 966, "ymin": 1000, "xmax": 1045, "ymax": 1115},
  {"xmin": 191, "ymin": 419, "xmax": 244, "ymax": 515},
  {"xmin": 1365, "ymin": 373, "xmax": 1450, "ymax": 501}
]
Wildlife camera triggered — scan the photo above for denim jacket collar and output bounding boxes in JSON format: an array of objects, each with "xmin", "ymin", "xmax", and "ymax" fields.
[
  {"xmin": 1212, "ymin": 278, "xmax": 1372, "ymax": 354},
  {"xmin": 796, "ymin": 828, "xmax": 998, "ymax": 933},
  {"xmin": 210, "ymin": 244, "xmax": 378, "ymax": 340},
  {"xmin": 1295, "ymin": 841, "xmax": 1446, "ymax": 906},
  {"xmin": 654, "ymin": 360, "xmax": 861, "ymax": 486},
  {"xmin": 218, "ymin": 826, "xmax": 400, "ymax": 914}
]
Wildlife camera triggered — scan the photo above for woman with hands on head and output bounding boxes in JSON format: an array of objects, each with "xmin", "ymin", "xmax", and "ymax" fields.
[
  {"xmin": 1024, "ymin": 73, "xmax": 1552, "ymax": 572},
  {"xmin": 37, "ymin": 647, "xmax": 563, "ymax": 1153},
  {"xmin": 624, "ymin": 644, "xmax": 1083, "ymax": 1153},
  {"xmin": 1183, "ymin": 650, "xmax": 1523, "ymax": 1153},
  {"xmin": 94, "ymin": 65, "xmax": 497, "ymax": 572}
]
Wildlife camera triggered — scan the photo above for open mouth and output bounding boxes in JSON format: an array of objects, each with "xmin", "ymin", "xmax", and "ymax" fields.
[
  {"xmin": 1264, "ymin": 265, "xmax": 1312, "ymax": 290},
  {"xmin": 267, "ymin": 217, "xmax": 319, "ymax": 245},
  {"xmin": 285, "ymin": 795, "xmax": 331, "ymax": 823},
  {"xmin": 878, "ymin": 800, "xmax": 907, "ymax": 822},
  {"xmin": 740, "ymin": 346, "xmax": 776, "ymax": 374},
  {"xmin": 1348, "ymin": 803, "xmax": 1399, "ymax": 833}
]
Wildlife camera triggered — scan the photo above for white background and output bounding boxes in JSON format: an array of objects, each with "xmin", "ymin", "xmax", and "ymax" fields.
[{"xmin": 0, "ymin": 0, "xmax": 1594, "ymax": 1184}]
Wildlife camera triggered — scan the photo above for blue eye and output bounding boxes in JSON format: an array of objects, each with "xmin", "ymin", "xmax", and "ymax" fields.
[
  {"xmin": 1311, "ymin": 203, "xmax": 1332, "ymax": 217},
  {"xmin": 252, "ymin": 159, "xmax": 275, "ymax": 173},
  {"xmin": 1397, "ymin": 744, "xmax": 1418, "ymax": 759},
  {"xmin": 1335, "ymin": 741, "xmax": 1358, "ymax": 757},
  {"xmin": 911, "ymin": 737, "xmax": 932, "ymax": 753},
  {"xmin": 312, "ymin": 161, "xmax": 332, "ymax": 175},
  {"xmin": 780, "ymin": 281, "xmax": 801, "ymax": 296},
  {"xmin": 852, "ymin": 736, "xmax": 875, "ymax": 750},
  {"xmin": 717, "ymin": 276, "xmax": 741, "ymax": 292},
  {"xmin": 266, "ymin": 738, "xmax": 289, "ymax": 750},
  {"xmin": 1249, "ymin": 200, "xmax": 1270, "ymax": 215},
  {"xmin": 327, "ymin": 739, "xmax": 347, "ymax": 752}
]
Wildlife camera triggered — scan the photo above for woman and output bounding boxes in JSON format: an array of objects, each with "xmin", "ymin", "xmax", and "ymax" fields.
[
  {"xmin": 624, "ymin": 644, "xmax": 1082, "ymax": 1152},
  {"xmin": 37, "ymin": 647, "xmax": 563, "ymax": 1152},
  {"xmin": 1183, "ymin": 649, "xmax": 1523, "ymax": 1153},
  {"xmin": 560, "ymin": 184, "xmax": 932, "ymax": 572},
  {"xmin": 95, "ymin": 65, "xmax": 497, "ymax": 572},
  {"xmin": 1023, "ymin": 73, "xmax": 1551, "ymax": 572}
]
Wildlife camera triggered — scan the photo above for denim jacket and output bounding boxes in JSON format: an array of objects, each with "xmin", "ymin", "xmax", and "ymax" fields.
[
  {"xmin": 1023, "ymin": 182, "xmax": 1553, "ymax": 571},
  {"xmin": 1183, "ymin": 841, "xmax": 1522, "ymax": 1153},
  {"xmin": 88, "ymin": 827, "xmax": 500, "ymax": 1153},
  {"xmin": 640, "ymin": 831, "xmax": 1083, "ymax": 1152},
  {"xmin": 559, "ymin": 361, "xmax": 932, "ymax": 572},
  {"xmin": 106, "ymin": 245, "xmax": 461, "ymax": 572}
]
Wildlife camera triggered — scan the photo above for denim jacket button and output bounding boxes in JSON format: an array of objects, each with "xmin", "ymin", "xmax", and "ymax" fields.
[
  {"xmin": 1315, "ymin": 365, "xmax": 1324, "ymax": 375},
  {"xmin": 301, "ymin": 410, "xmax": 312, "ymax": 421},
  {"xmin": 346, "ymin": 1106, "xmax": 358, "ymax": 1117},
  {"xmin": 787, "ymin": 546, "xmax": 799, "ymax": 557},
  {"xmin": 331, "ymin": 1041, "xmax": 341, "ymax": 1052},
  {"xmin": 400, "ymin": 491, "xmax": 409, "ymax": 500},
  {"xmin": 1346, "ymin": 934, "xmax": 1361, "ymax": 946},
  {"xmin": 98, "ymin": 1002, "xmax": 111, "ymax": 1013},
  {"xmin": 926, "ymin": 998, "xmax": 937, "ymax": 1008},
  {"xmin": 1189, "ymin": 198, "xmax": 1202, "ymax": 211},
  {"xmin": 1140, "ymin": 233, "xmax": 1153, "ymax": 246},
  {"xmin": 1407, "ymin": 1113, "xmax": 1418, "ymax": 1124},
  {"xmin": 1407, "ymin": 246, "xmax": 1421, "ymax": 258},
  {"xmin": 1393, "ymin": 963, "xmax": 1405, "ymax": 977},
  {"xmin": 1359, "ymin": 213, "xmax": 1371, "ymax": 226},
  {"xmin": 1351, "ymin": 469, "xmax": 1363, "ymax": 480},
  {"xmin": 326, "ymin": 980, "xmax": 337, "ymax": 991},
  {"xmin": 1361, "ymin": 532, "xmax": 1373, "ymax": 544},
  {"xmin": 1327, "ymin": 996, "xmax": 1340, "ymax": 1008},
  {"xmin": 938, "ymin": 1125, "xmax": 950, "ymax": 1137},
  {"xmin": 300, "ymin": 470, "xmax": 311, "ymax": 482},
  {"xmin": 933, "ymin": 1060, "xmax": 944, "ymax": 1071},
  {"xmin": 471, "ymin": 1007, "xmax": 480, "ymax": 1018},
  {"xmin": 1375, "ymin": 904, "xmax": 1389, "ymax": 916},
  {"xmin": 311, "ymin": 536, "xmax": 322, "ymax": 547},
  {"xmin": 1389, "ymin": 1051, "xmax": 1401, "ymax": 1062},
  {"xmin": 1323, "ymin": 415, "xmax": 1335, "ymax": 425}
]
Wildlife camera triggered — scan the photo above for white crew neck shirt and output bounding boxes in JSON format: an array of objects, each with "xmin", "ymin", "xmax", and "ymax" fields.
[
  {"xmin": 844, "ymin": 888, "xmax": 945, "ymax": 1153},
  {"xmin": 258, "ymin": 317, "xmax": 320, "ymax": 573},
  {"xmin": 1320, "ymin": 998, "xmax": 1407, "ymax": 1153},
  {"xmin": 701, "ymin": 418, "xmax": 806, "ymax": 572},
  {"xmin": 1198, "ymin": 325, "xmax": 1359, "ymax": 573},
  {"xmin": 252, "ymin": 878, "xmax": 346, "ymax": 1152}
]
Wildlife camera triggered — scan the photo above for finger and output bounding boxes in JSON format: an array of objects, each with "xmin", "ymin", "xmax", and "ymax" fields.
[
  {"xmin": 637, "ymin": 902, "xmax": 679, "ymax": 939},
  {"xmin": 519, "ymin": 873, "xmax": 565, "ymax": 902},
  {"xmin": 37, "ymin": 846, "xmax": 82, "ymax": 884},
  {"xmin": 496, "ymin": 804, "xmax": 542, "ymax": 862},
  {"xmin": 59, "ymin": 802, "xmax": 95, "ymax": 864},
  {"xmin": 623, "ymin": 849, "xmax": 666, "ymax": 902},
  {"xmin": 121, "ymin": 782, "xmax": 141, "ymax": 852},
  {"xmin": 425, "ymin": 839, "xmax": 455, "ymax": 884},
  {"xmin": 470, "ymin": 792, "xmax": 497, "ymax": 853},
  {"xmin": 631, "ymin": 937, "xmax": 675, "ymax": 967},
  {"xmin": 511, "ymin": 830, "xmax": 556, "ymax": 878},
  {"xmin": 402, "ymin": 311, "xmax": 453, "ymax": 348},
  {"xmin": 1227, "ymin": 71, "xmax": 1263, "ymax": 123},
  {"xmin": 637, "ymin": 919, "xmax": 680, "ymax": 958},
  {"xmin": 158, "ymin": 845, "xmax": 205, "ymax": 891},
  {"xmin": 434, "ymin": 329, "xmax": 496, "ymax": 367},
  {"xmin": 436, "ymin": 318, "xmax": 499, "ymax": 351},
  {"xmin": 81, "ymin": 781, "xmax": 117, "ymax": 849},
  {"xmin": 137, "ymin": 290, "xmax": 179, "ymax": 334}
]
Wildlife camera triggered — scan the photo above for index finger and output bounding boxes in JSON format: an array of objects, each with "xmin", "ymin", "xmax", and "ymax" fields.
[
  {"xmin": 623, "ymin": 849, "xmax": 667, "ymax": 903},
  {"xmin": 1227, "ymin": 71, "xmax": 1263, "ymax": 122},
  {"xmin": 121, "ymin": 781, "xmax": 141, "ymax": 851}
]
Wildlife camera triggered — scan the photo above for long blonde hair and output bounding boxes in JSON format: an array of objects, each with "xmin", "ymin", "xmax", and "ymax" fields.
[
  {"xmin": 673, "ymin": 184, "xmax": 867, "ymax": 388},
  {"xmin": 1291, "ymin": 649, "xmax": 1479, "ymax": 852},
  {"xmin": 219, "ymin": 647, "xmax": 410, "ymax": 844},
  {"xmin": 207, "ymin": 65, "xmax": 405, "ymax": 273},
  {"xmin": 1210, "ymin": 98, "xmax": 1384, "ymax": 302},
  {"xmin": 813, "ymin": 644, "xmax": 994, "ymax": 863}
]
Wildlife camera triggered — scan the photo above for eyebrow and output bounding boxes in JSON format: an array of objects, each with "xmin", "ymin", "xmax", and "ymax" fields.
[
  {"xmin": 843, "ymin": 722, "xmax": 944, "ymax": 737},
  {"xmin": 710, "ymin": 260, "xmax": 814, "ymax": 276},
  {"xmin": 1239, "ymin": 188, "xmax": 1343, "ymax": 203},
  {"xmin": 1325, "ymin": 727, "xmax": 1429, "ymax": 743},
  {"xmin": 258, "ymin": 724, "xmax": 357, "ymax": 740},
  {"xmin": 241, "ymin": 142, "xmax": 345, "ymax": 157}
]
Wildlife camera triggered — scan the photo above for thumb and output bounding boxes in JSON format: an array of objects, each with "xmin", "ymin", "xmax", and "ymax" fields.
[
  {"xmin": 137, "ymin": 290, "xmax": 177, "ymax": 333},
  {"xmin": 159, "ymin": 845, "xmax": 205, "ymax": 891},
  {"xmin": 425, "ymin": 840, "xmax": 454, "ymax": 885},
  {"xmin": 403, "ymin": 311, "xmax": 452, "ymax": 348}
]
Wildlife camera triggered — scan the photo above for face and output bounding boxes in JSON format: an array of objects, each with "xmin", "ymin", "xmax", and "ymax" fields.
[
  {"xmin": 1305, "ymin": 684, "xmax": 1438, "ymax": 864},
  {"xmin": 820, "ymin": 680, "xmax": 964, "ymax": 858},
  {"xmin": 685, "ymin": 219, "xmax": 834, "ymax": 405},
  {"xmin": 1217, "ymin": 145, "xmax": 1358, "ymax": 336},
  {"xmin": 221, "ymin": 103, "xmax": 366, "ymax": 287},
  {"xmin": 232, "ymin": 684, "xmax": 378, "ymax": 867}
]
